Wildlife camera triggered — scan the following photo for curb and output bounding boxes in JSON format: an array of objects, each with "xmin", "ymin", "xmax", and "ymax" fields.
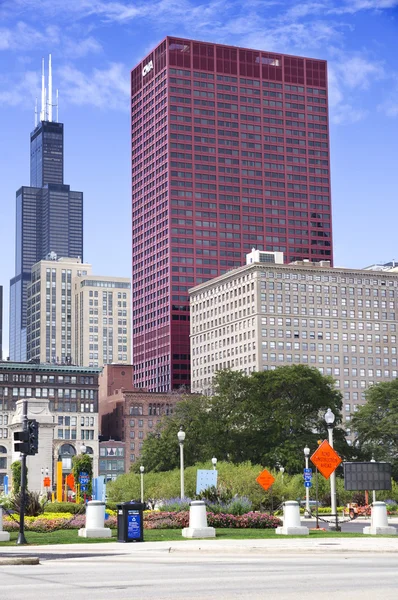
[{"xmin": 0, "ymin": 556, "xmax": 40, "ymax": 565}]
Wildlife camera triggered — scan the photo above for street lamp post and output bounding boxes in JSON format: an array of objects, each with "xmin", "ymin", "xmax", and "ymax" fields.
[
  {"xmin": 211, "ymin": 457, "xmax": 217, "ymax": 470},
  {"xmin": 304, "ymin": 446, "xmax": 310, "ymax": 517},
  {"xmin": 370, "ymin": 457, "xmax": 376, "ymax": 503},
  {"xmin": 177, "ymin": 427, "xmax": 186, "ymax": 499},
  {"xmin": 140, "ymin": 465, "xmax": 145, "ymax": 504},
  {"xmin": 279, "ymin": 466, "xmax": 284, "ymax": 484},
  {"xmin": 324, "ymin": 408, "xmax": 340, "ymax": 531}
]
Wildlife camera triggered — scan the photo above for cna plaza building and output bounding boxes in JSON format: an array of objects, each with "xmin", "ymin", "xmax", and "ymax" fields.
[
  {"xmin": 131, "ymin": 37, "xmax": 333, "ymax": 392},
  {"xmin": 190, "ymin": 251, "xmax": 398, "ymax": 441}
]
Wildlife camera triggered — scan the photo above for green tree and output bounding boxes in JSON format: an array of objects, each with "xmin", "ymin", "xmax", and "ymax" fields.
[
  {"xmin": 11, "ymin": 460, "xmax": 24, "ymax": 495},
  {"xmin": 352, "ymin": 379, "xmax": 398, "ymax": 479},
  {"xmin": 139, "ymin": 366, "xmax": 353, "ymax": 474},
  {"xmin": 139, "ymin": 394, "xmax": 213, "ymax": 472}
]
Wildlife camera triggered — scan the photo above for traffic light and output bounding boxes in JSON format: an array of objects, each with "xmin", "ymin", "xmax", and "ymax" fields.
[
  {"xmin": 14, "ymin": 430, "xmax": 29, "ymax": 454},
  {"xmin": 27, "ymin": 420, "xmax": 39, "ymax": 455},
  {"xmin": 13, "ymin": 420, "xmax": 39, "ymax": 455}
]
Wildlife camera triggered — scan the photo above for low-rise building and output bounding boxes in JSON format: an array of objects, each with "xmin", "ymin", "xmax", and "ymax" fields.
[
  {"xmin": 190, "ymin": 251, "xmax": 398, "ymax": 441},
  {"xmin": 0, "ymin": 361, "xmax": 101, "ymax": 492}
]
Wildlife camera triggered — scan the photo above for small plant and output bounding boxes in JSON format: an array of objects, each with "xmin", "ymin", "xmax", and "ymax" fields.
[
  {"xmin": 10, "ymin": 491, "xmax": 45, "ymax": 517},
  {"xmin": 157, "ymin": 497, "xmax": 192, "ymax": 512}
]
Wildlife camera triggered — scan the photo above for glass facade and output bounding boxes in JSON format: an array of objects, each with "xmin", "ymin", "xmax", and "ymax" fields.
[
  {"xmin": 131, "ymin": 37, "xmax": 333, "ymax": 392},
  {"xmin": 10, "ymin": 120, "xmax": 84, "ymax": 361}
]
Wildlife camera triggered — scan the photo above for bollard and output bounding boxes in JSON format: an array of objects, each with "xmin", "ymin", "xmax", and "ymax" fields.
[
  {"xmin": 0, "ymin": 507, "xmax": 11, "ymax": 541},
  {"xmin": 78, "ymin": 500, "xmax": 112, "ymax": 538},
  {"xmin": 182, "ymin": 500, "xmax": 216, "ymax": 538},
  {"xmin": 363, "ymin": 502, "xmax": 396, "ymax": 536},
  {"xmin": 275, "ymin": 501, "xmax": 309, "ymax": 536}
]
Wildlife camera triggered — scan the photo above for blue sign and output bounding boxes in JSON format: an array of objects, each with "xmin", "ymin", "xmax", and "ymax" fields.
[
  {"xmin": 3, "ymin": 475, "xmax": 9, "ymax": 495},
  {"xmin": 304, "ymin": 468, "xmax": 312, "ymax": 475},
  {"xmin": 196, "ymin": 469, "xmax": 218, "ymax": 495},
  {"xmin": 305, "ymin": 481, "xmax": 312, "ymax": 488},
  {"xmin": 79, "ymin": 472, "xmax": 89, "ymax": 485},
  {"xmin": 304, "ymin": 475, "xmax": 313, "ymax": 481},
  {"xmin": 127, "ymin": 510, "xmax": 142, "ymax": 540}
]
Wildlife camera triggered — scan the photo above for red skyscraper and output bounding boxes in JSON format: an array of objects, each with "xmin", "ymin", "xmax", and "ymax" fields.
[{"xmin": 131, "ymin": 37, "xmax": 333, "ymax": 392}]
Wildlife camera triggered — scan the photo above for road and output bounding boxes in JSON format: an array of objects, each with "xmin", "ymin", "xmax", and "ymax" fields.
[{"xmin": 1, "ymin": 551, "xmax": 398, "ymax": 600}]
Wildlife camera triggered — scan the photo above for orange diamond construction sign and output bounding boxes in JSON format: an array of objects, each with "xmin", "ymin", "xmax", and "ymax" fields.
[
  {"xmin": 310, "ymin": 440, "xmax": 342, "ymax": 479},
  {"xmin": 256, "ymin": 469, "xmax": 275, "ymax": 491}
]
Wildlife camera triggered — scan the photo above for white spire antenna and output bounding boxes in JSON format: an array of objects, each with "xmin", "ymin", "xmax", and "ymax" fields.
[
  {"xmin": 48, "ymin": 54, "xmax": 53, "ymax": 122},
  {"xmin": 44, "ymin": 87, "xmax": 47, "ymax": 120},
  {"xmin": 40, "ymin": 57, "xmax": 45, "ymax": 121},
  {"xmin": 34, "ymin": 97, "xmax": 38, "ymax": 127},
  {"xmin": 56, "ymin": 89, "xmax": 59, "ymax": 122}
]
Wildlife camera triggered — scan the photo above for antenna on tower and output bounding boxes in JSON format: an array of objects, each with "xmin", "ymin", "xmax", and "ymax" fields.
[
  {"xmin": 48, "ymin": 54, "xmax": 53, "ymax": 122},
  {"xmin": 34, "ymin": 97, "xmax": 38, "ymax": 128},
  {"xmin": 44, "ymin": 86, "xmax": 47, "ymax": 120},
  {"xmin": 56, "ymin": 89, "xmax": 59, "ymax": 122},
  {"xmin": 40, "ymin": 57, "xmax": 45, "ymax": 121}
]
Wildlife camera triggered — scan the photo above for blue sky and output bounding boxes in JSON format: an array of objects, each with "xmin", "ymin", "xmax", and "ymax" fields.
[{"xmin": 0, "ymin": 0, "xmax": 398, "ymax": 355}]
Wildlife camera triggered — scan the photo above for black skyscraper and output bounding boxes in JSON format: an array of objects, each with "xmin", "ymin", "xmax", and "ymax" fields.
[{"xmin": 9, "ymin": 57, "xmax": 83, "ymax": 361}]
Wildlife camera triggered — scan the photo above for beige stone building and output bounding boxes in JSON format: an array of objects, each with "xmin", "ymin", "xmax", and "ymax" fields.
[
  {"xmin": 190, "ymin": 251, "xmax": 398, "ymax": 441},
  {"xmin": 73, "ymin": 274, "xmax": 131, "ymax": 368},
  {"xmin": 27, "ymin": 254, "xmax": 92, "ymax": 364},
  {"xmin": 26, "ymin": 254, "xmax": 131, "ymax": 368}
]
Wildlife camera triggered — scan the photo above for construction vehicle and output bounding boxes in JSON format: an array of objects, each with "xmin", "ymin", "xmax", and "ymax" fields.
[{"xmin": 343, "ymin": 503, "xmax": 372, "ymax": 519}]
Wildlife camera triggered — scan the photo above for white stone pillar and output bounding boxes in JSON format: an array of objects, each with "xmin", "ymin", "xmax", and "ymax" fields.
[
  {"xmin": 0, "ymin": 507, "xmax": 11, "ymax": 542},
  {"xmin": 276, "ymin": 501, "xmax": 309, "ymax": 535},
  {"xmin": 363, "ymin": 502, "xmax": 396, "ymax": 535},
  {"xmin": 78, "ymin": 500, "xmax": 111, "ymax": 538},
  {"xmin": 182, "ymin": 500, "xmax": 215, "ymax": 538},
  {"xmin": 10, "ymin": 398, "xmax": 56, "ymax": 494}
]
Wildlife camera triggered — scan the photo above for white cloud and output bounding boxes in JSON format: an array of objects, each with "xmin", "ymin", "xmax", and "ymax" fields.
[
  {"xmin": 63, "ymin": 36, "xmax": 103, "ymax": 58},
  {"xmin": 58, "ymin": 62, "xmax": 130, "ymax": 111},
  {"xmin": 327, "ymin": 52, "xmax": 384, "ymax": 124},
  {"xmin": 0, "ymin": 70, "xmax": 39, "ymax": 107},
  {"xmin": 329, "ymin": 0, "xmax": 398, "ymax": 14}
]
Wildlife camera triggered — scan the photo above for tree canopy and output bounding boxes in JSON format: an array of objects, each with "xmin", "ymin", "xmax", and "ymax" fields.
[
  {"xmin": 352, "ymin": 379, "xmax": 398, "ymax": 479},
  {"xmin": 139, "ymin": 365, "xmax": 353, "ymax": 474}
]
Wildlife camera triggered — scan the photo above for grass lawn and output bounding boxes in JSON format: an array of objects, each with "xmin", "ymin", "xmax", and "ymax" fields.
[{"xmin": 1, "ymin": 528, "xmax": 396, "ymax": 546}]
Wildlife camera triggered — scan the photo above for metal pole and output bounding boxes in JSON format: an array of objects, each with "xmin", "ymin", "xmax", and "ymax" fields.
[
  {"xmin": 315, "ymin": 467, "xmax": 319, "ymax": 529},
  {"xmin": 179, "ymin": 442, "xmax": 185, "ymax": 499},
  {"xmin": 327, "ymin": 425, "xmax": 340, "ymax": 531},
  {"xmin": 140, "ymin": 471, "xmax": 144, "ymax": 503},
  {"xmin": 17, "ymin": 399, "xmax": 28, "ymax": 545},
  {"xmin": 305, "ymin": 455, "xmax": 310, "ymax": 516}
]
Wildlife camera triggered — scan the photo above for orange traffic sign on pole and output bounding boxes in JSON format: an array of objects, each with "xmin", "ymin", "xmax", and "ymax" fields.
[
  {"xmin": 43, "ymin": 477, "xmax": 51, "ymax": 487},
  {"xmin": 256, "ymin": 469, "xmax": 275, "ymax": 491},
  {"xmin": 310, "ymin": 440, "xmax": 342, "ymax": 480}
]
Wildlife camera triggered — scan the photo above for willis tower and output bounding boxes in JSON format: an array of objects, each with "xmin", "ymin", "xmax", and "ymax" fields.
[{"xmin": 9, "ymin": 55, "xmax": 83, "ymax": 361}]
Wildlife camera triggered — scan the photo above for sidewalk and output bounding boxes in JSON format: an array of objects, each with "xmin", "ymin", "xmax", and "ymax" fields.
[{"xmin": 2, "ymin": 535, "xmax": 398, "ymax": 561}]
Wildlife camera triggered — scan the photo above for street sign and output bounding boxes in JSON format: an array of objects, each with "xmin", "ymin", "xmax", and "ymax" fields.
[
  {"xmin": 304, "ymin": 468, "xmax": 312, "ymax": 475},
  {"xmin": 310, "ymin": 440, "xmax": 342, "ymax": 479},
  {"xmin": 43, "ymin": 476, "xmax": 51, "ymax": 487},
  {"xmin": 304, "ymin": 481, "xmax": 312, "ymax": 488},
  {"xmin": 304, "ymin": 476, "xmax": 312, "ymax": 482},
  {"xmin": 256, "ymin": 469, "xmax": 275, "ymax": 491}
]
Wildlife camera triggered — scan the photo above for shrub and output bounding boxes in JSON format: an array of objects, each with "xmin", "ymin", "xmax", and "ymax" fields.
[{"xmin": 43, "ymin": 502, "xmax": 86, "ymax": 514}]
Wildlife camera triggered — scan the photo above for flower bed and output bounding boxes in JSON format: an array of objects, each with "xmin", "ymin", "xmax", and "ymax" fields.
[
  {"xmin": 2, "ymin": 513, "xmax": 117, "ymax": 532},
  {"xmin": 2, "ymin": 510, "xmax": 280, "ymax": 533},
  {"xmin": 144, "ymin": 511, "xmax": 281, "ymax": 530}
]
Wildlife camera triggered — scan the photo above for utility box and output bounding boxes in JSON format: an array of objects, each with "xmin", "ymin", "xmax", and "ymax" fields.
[{"xmin": 117, "ymin": 502, "xmax": 145, "ymax": 543}]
